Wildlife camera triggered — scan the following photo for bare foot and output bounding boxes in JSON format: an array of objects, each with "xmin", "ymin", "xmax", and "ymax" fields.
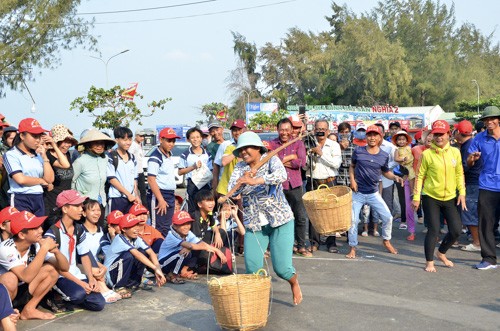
[
  {"xmin": 345, "ymin": 247, "xmax": 356, "ymax": 259},
  {"xmin": 288, "ymin": 275, "xmax": 302, "ymax": 305},
  {"xmin": 20, "ymin": 308, "xmax": 55, "ymax": 320},
  {"xmin": 383, "ymin": 240, "xmax": 398, "ymax": 254},
  {"xmin": 436, "ymin": 251, "xmax": 454, "ymax": 267},
  {"xmin": 424, "ymin": 261, "xmax": 437, "ymax": 272}
]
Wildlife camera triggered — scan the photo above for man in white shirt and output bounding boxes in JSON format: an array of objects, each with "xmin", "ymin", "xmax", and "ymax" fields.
[{"xmin": 305, "ymin": 119, "xmax": 342, "ymax": 253}]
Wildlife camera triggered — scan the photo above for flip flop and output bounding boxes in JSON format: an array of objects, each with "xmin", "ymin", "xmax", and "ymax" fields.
[
  {"xmin": 102, "ymin": 290, "xmax": 119, "ymax": 304},
  {"xmin": 295, "ymin": 249, "xmax": 313, "ymax": 257},
  {"xmin": 114, "ymin": 287, "xmax": 133, "ymax": 299}
]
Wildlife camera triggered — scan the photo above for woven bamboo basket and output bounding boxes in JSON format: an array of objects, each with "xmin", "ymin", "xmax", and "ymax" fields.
[
  {"xmin": 302, "ymin": 184, "xmax": 352, "ymax": 235},
  {"xmin": 208, "ymin": 270, "xmax": 271, "ymax": 331}
]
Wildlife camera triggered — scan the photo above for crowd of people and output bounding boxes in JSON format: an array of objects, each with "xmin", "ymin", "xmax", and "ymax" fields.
[{"xmin": 0, "ymin": 105, "xmax": 499, "ymax": 329}]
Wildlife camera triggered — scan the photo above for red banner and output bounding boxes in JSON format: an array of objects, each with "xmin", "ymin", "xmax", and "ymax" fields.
[{"xmin": 121, "ymin": 83, "xmax": 138, "ymax": 100}]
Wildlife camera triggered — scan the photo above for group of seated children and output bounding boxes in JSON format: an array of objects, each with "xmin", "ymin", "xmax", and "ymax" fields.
[{"xmin": 0, "ymin": 188, "xmax": 244, "ymax": 326}]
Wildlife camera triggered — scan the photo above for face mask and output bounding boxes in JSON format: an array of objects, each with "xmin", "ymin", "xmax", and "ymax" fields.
[
  {"xmin": 354, "ymin": 131, "xmax": 366, "ymax": 140},
  {"xmin": 338, "ymin": 133, "xmax": 351, "ymax": 141},
  {"xmin": 202, "ymin": 138, "xmax": 209, "ymax": 147}
]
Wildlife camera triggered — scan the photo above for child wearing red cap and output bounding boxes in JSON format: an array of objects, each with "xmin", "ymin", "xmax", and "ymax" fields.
[
  {"xmin": 157, "ymin": 211, "xmax": 227, "ymax": 284},
  {"xmin": 0, "ymin": 207, "xmax": 18, "ymax": 242},
  {"xmin": 104, "ymin": 214, "xmax": 166, "ymax": 298},
  {"xmin": 129, "ymin": 203, "xmax": 164, "ymax": 254},
  {"xmin": 0, "ymin": 211, "xmax": 69, "ymax": 319},
  {"xmin": 3, "ymin": 118, "xmax": 55, "ymax": 217}
]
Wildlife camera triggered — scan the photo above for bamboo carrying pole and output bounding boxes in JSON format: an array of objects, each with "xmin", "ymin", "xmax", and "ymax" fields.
[{"xmin": 217, "ymin": 133, "xmax": 304, "ymax": 204}]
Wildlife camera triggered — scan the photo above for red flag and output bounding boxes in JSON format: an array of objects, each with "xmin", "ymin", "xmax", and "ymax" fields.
[
  {"xmin": 121, "ymin": 83, "xmax": 138, "ymax": 100},
  {"xmin": 216, "ymin": 109, "xmax": 227, "ymax": 122}
]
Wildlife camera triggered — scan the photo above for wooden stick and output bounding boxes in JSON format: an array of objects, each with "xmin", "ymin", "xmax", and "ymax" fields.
[{"xmin": 218, "ymin": 133, "xmax": 304, "ymax": 204}]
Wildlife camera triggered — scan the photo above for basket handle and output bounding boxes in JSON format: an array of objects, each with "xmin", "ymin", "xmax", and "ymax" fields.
[
  {"xmin": 255, "ymin": 268, "xmax": 268, "ymax": 276},
  {"xmin": 317, "ymin": 184, "xmax": 331, "ymax": 191},
  {"xmin": 326, "ymin": 193, "xmax": 339, "ymax": 202},
  {"xmin": 208, "ymin": 277, "xmax": 222, "ymax": 289}
]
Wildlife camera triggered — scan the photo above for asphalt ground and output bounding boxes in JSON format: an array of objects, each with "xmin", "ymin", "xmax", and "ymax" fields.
[{"xmin": 17, "ymin": 215, "xmax": 500, "ymax": 331}]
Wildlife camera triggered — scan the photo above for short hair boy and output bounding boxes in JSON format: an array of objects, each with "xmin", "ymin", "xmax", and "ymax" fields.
[
  {"xmin": 104, "ymin": 214, "xmax": 166, "ymax": 296},
  {"xmin": 44, "ymin": 190, "xmax": 105, "ymax": 311},
  {"xmin": 129, "ymin": 203, "xmax": 164, "ymax": 253},
  {"xmin": 107, "ymin": 126, "xmax": 140, "ymax": 214},
  {"xmin": 0, "ymin": 207, "xmax": 18, "ymax": 242},
  {"xmin": 157, "ymin": 211, "xmax": 227, "ymax": 284},
  {"xmin": 0, "ymin": 210, "xmax": 69, "ymax": 320}
]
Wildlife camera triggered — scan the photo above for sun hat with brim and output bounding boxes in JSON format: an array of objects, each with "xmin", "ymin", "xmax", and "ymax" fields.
[
  {"xmin": 10, "ymin": 211, "xmax": 47, "ymax": 235},
  {"xmin": 391, "ymin": 130, "xmax": 412, "ymax": 146},
  {"xmin": 18, "ymin": 118, "xmax": 49, "ymax": 134},
  {"xmin": 51, "ymin": 124, "xmax": 78, "ymax": 146},
  {"xmin": 78, "ymin": 129, "xmax": 116, "ymax": 150},
  {"xmin": 233, "ymin": 131, "xmax": 268, "ymax": 158},
  {"xmin": 479, "ymin": 106, "xmax": 500, "ymax": 121}
]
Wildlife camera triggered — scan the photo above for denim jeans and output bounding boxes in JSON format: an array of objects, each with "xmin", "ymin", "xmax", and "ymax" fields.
[{"xmin": 348, "ymin": 191, "xmax": 393, "ymax": 247}]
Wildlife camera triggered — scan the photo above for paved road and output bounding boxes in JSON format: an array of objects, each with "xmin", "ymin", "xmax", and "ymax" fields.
[{"xmin": 18, "ymin": 217, "xmax": 500, "ymax": 331}]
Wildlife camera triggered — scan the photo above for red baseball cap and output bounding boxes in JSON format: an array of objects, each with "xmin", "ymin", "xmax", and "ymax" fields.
[
  {"xmin": 107, "ymin": 210, "xmax": 124, "ymax": 225},
  {"xmin": 230, "ymin": 119, "xmax": 246, "ymax": 129},
  {"xmin": 366, "ymin": 125, "xmax": 382, "ymax": 136},
  {"xmin": 0, "ymin": 207, "xmax": 19, "ymax": 223},
  {"xmin": 10, "ymin": 211, "xmax": 47, "ymax": 235},
  {"xmin": 174, "ymin": 194, "xmax": 183, "ymax": 204},
  {"xmin": 119, "ymin": 213, "xmax": 142, "ymax": 229},
  {"xmin": 431, "ymin": 120, "xmax": 450, "ymax": 134},
  {"xmin": 129, "ymin": 203, "xmax": 149, "ymax": 216},
  {"xmin": 454, "ymin": 120, "xmax": 473, "ymax": 135},
  {"xmin": 18, "ymin": 118, "xmax": 49, "ymax": 134},
  {"xmin": 172, "ymin": 211, "xmax": 194, "ymax": 225},
  {"xmin": 159, "ymin": 127, "xmax": 181, "ymax": 139},
  {"xmin": 414, "ymin": 130, "xmax": 423, "ymax": 141},
  {"xmin": 56, "ymin": 190, "xmax": 87, "ymax": 208}
]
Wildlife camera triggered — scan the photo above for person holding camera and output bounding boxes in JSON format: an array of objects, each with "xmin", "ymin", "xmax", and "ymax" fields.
[{"xmin": 305, "ymin": 119, "xmax": 342, "ymax": 253}]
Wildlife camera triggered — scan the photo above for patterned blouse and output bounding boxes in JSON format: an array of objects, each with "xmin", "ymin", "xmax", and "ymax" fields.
[{"xmin": 228, "ymin": 155, "xmax": 293, "ymax": 232}]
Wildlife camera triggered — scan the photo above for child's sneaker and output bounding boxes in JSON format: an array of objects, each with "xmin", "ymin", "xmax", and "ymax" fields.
[
  {"xmin": 475, "ymin": 261, "xmax": 497, "ymax": 270},
  {"xmin": 361, "ymin": 231, "xmax": 368, "ymax": 237}
]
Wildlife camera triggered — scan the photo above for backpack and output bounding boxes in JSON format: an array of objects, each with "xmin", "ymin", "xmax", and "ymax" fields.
[{"xmin": 49, "ymin": 223, "xmax": 83, "ymax": 248}]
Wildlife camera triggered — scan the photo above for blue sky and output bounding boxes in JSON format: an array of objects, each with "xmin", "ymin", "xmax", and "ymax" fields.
[{"xmin": 1, "ymin": 0, "xmax": 499, "ymax": 137}]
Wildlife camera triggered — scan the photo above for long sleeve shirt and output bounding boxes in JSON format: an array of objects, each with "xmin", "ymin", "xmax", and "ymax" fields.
[
  {"xmin": 228, "ymin": 155, "xmax": 293, "ymax": 232},
  {"xmin": 413, "ymin": 142, "xmax": 465, "ymax": 202},
  {"xmin": 306, "ymin": 138, "xmax": 342, "ymax": 180},
  {"xmin": 72, "ymin": 152, "xmax": 108, "ymax": 205},
  {"xmin": 268, "ymin": 138, "xmax": 306, "ymax": 190}
]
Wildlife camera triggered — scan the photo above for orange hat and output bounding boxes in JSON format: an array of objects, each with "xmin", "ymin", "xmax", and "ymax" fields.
[
  {"xmin": 159, "ymin": 127, "xmax": 181, "ymax": 139},
  {"xmin": 391, "ymin": 131, "xmax": 412, "ymax": 146},
  {"xmin": 431, "ymin": 120, "xmax": 450, "ymax": 134},
  {"xmin": 172, "ymin": 211, "xmax": 194, "ymax": 225},
  {"xmin": 119, "ymin": 213, "xmax": 142, "ymax": 229},
  {"xmin": 129, "ymin": 203, "xmax": 149, "ymax": 216},
  {"xmin": 10, "ymin": 211, "xmax": 47, "ymax": 235},
  {"xmin": 107, "ymin": 210, "xmax": 124, "ymax": 225}
]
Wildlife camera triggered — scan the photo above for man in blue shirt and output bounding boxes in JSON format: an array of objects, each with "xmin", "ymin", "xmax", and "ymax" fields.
[
  {"xmin": 467, "ymin": 106, "xmax": 500, "ymax": 270},
  {"xmin": 347, "ymin": 125, "xmax": 404, "ymax": 259}
]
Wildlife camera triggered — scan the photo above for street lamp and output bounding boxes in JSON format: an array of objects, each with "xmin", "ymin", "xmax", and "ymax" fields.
[
  {"xmin": 90, "ymin": 49, "xmax": 130, "ymax": 87},
  {"xmin": 471, "ymin": 79, "xmax": 480, "ymax": 114},
  {"xmin": 242, "ymin": 89, "xmax": 257, "ymax": 121}
]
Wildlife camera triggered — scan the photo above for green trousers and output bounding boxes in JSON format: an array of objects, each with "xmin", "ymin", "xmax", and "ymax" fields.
[{"xmin": 244, "ymin": 220, "xmax": 296, "ymax": 281}]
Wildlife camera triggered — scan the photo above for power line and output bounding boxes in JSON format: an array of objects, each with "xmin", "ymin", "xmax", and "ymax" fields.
[
  {"xmin": 77, "ymin": 0, "xmax": 216, "ymax": 16},
  {"xmin": 92, "ymin": 0, "xmax": 297, "ymax": 25}
]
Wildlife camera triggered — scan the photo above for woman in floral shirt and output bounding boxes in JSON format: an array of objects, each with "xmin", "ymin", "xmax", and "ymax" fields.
[{"xmin": 228, "ymin": 131, "xmax": 302, "ymax": 305}]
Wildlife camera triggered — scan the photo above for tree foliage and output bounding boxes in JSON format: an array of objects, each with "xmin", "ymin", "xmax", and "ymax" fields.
[
  {"xmin": 70, "ymin": 86, "xmax": 171, "ymax": 129},
  {"xmin": 248, "ymin": 108, "xmax": 288, "ymax": 131},
  {"xmin": 0, "ymin": 0, "xmax": 96, "ymax": 95},
  {"xmin": 226, "ymin": 0, "xmax": 500, "ymax": 115}
]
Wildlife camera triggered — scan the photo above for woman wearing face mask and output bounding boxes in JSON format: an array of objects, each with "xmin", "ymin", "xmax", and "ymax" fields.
[
  {"xmin": 412, "ymin": 120, "xmax": 466, "ymax": 272},
  {"xmin": 3, "ymin": 118, "xmax": 54, "ymax": 216},
  {"xmin": 44, "ymin": 125, "xmax": 78, "ymax": 228},
  {"xmin": 72, "ymin": 129, "xmax": 116, "ymax": 225}
]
